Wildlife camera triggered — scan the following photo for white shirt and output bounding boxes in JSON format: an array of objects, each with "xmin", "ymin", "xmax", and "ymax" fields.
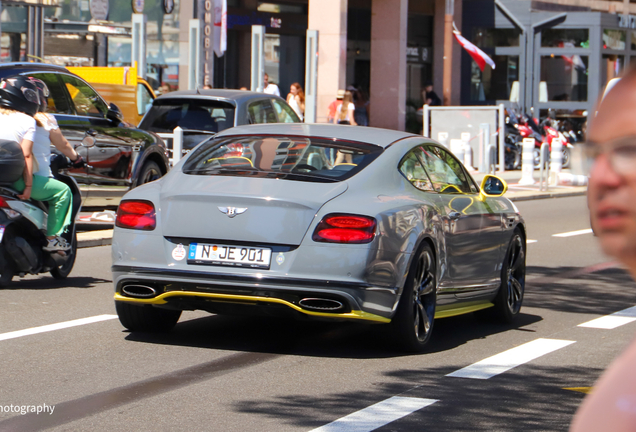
[
  {"xmin": 32, "ymin": 114, "xmax": 59, "ymax": 177},
  {"xmin": 264, "ymin": 83, "xmax": 280, "ymax": 97},
  {"xmin": 288, "ymin": 96, "xmax": 303, "ymax": 121},
  {"xmin": 0, "ymin": 111, "xmax": 36, "ymax": 144},
  {"xmin": 335, "ymin": 102, "xmax": 355, "ymax": 122}
]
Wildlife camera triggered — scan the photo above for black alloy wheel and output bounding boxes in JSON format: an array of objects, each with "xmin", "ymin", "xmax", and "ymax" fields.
[
  {"xmin": 391, "ymin": 242, "xmax": 437, "ymax": 352},
  {"xmin": 492, "ymin": 229, "xmax": 526, "ymax": 322},
  {"xmin": 138, "ymin": 160, "xmax": 162, "ymax": 185},
  {"xmin": 50, "ymin": 233, "xmax": 77, "ymax": 279},
  {"xmin": 116, "ymin": 302, "xmax": 181, "ymax": 333}
]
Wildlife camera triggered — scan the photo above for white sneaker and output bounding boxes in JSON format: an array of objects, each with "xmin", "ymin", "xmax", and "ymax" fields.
[{"xmin": 43, "ymin": 236, "xmax": 71, "ymax": 252}]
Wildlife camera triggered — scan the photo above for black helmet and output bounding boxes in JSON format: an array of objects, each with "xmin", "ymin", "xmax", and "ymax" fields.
[
  {"xmin": 0, "ymin": 76, "xmax": 41, "ymax": 116},
  {"xmin": 28, "ymin": 77, "xmax": 50, "ymax": 113}
]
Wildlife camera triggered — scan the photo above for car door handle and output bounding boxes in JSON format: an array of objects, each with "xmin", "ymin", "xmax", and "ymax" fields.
[{"xmin": 448, "ymin": 211, "xmax": 462, "ymax": 220}]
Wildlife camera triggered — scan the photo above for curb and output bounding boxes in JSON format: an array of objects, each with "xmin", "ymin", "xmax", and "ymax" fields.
[
  {"xmin": 508, "ymin": 190, "xmax": 587, "ymax": 202},
  {"xmin": 78, "ymin": 238, "xmax": 112, "ymax": 249}
]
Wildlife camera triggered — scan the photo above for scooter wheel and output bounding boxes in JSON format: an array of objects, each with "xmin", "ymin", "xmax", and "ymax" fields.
[
  {"xmin": 0, "ymin": 247, "xmax": 13, "ymax": 287},
  {"xmin": 50, "ymin": 233, "xmax": 77, "ymax": 279}
]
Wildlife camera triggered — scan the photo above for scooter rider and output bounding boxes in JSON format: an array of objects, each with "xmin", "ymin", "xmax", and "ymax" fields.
[
  {"xmin": 30, "ymin": 77, "xmax": 85, "ymax": 252},
  {"xmin": 0, "ymin": 76, "xmax": 83, "ymax": 252}
]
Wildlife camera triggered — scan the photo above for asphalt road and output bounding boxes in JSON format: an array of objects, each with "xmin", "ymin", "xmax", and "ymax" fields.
[{"xmin": 1, "ymin": 196, "xmax": 635, "ymax": 431}]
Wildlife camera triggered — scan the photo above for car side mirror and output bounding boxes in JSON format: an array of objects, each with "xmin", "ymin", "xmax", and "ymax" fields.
[
  {"xmin": 106, "ymin": 102, "xmax": 124, "ymax": 124},
  {"xmin": 480, "ymin": 175, "xmax": 507, "ymax": 197}
]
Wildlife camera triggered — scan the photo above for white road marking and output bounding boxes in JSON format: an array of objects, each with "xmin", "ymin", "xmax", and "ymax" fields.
[
  {"xmin": 0, "ymin": 315, "xmax": 118, "ymax": 342},
  {"xmin": 446, "ymin": 338, "xmax": 575, "ymax": 380},
  {"xmin": 578, "ymin": 306, "xmax": 636, "ymax": 329},
  {"xmin": 553, "ymin": 228, "xmax": 593, "ymax": 238},
  {"xmin": 309, "ymin": 396, "xmax": 437, "ymax": 432},
  {"xmin": 527, "ymin": 239, "xmax": 538, "ymax": 244}
]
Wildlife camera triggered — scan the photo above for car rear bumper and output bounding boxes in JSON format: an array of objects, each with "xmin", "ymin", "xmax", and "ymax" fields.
[{"xmin": 112, "ymin": 265, "xmax": 398, "ymax": 323}]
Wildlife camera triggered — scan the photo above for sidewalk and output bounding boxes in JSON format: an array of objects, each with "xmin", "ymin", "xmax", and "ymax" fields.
[
  {"xmin": 472, "ymin": 169, "xmax": 587, "ymax": 202},
  {"xmin": 77, "ymin": 169, "xmax": 587, "ymax": 249}
]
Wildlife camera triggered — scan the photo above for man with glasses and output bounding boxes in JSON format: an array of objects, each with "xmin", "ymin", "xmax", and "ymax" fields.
[{"xmin": 571, "ymin": 70, "xmax": 636, "ymax": 431}]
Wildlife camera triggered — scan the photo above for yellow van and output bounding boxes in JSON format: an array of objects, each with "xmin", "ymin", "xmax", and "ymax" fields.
[{"xmin": 67, "ymin": 65, "xmax": 155, "ymax": 125}]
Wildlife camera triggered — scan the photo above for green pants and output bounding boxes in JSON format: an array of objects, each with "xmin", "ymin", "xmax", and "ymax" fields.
[{"xmin": 13, "ymin": 175, "xmax": 73, "ymax": 237}]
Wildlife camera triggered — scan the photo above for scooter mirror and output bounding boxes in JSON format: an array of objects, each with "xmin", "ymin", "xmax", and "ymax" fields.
[{"xmin": 82, "ymin": 135, "xmax": 95, "ymax": 148}]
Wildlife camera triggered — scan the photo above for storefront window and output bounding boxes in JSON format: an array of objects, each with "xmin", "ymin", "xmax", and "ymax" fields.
[
  {"xmin": 602, "ymin": 54, "xmax": 624, "ymax": 89},
  {"xmin": 470, "ymin": 55, "xmax": 519, "ymax": 101},
  {"xmin": 1, "ymin": 5, "xmax": 27, "ymax": 63},
  {"xmin": 603, "ymin": 29, "xmax": 626, "ymax": 50},
  {"xmin": 106, "ymin": 0, "xmax": 181, "ymax": 90},
  {"xmin": 540, "ymin": 55, "xmax": 588, "ymax": 101},
  {"xmin": 472, "ymin": 28, "xmax": 520, "ymax": 48},
  {"xmin": 541, "ymin": 29, "xmax": 589, "ymax": 48},
  {"xmin": 631, "ymin": 32, "xmax": 636, "ymax": 50}
]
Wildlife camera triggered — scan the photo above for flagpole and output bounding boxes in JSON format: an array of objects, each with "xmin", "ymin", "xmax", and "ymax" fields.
[{"xmin": 443, "ymin": 0, "xmax": 454, "ymax": 106}]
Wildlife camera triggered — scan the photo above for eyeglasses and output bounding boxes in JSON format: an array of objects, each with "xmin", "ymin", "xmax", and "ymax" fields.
[{"xmin": 584, "ymin": 137, "xmax": 636, "ymax": 177}]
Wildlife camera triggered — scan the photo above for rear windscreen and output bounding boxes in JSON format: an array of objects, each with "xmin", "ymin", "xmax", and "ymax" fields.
[
  {"xmin": 182, "ymin": 135, "xmax": 383, "ymax": 182},
  {"xmin": 140, "ymin": 98, "xmax": 235, "ymax": 133}
]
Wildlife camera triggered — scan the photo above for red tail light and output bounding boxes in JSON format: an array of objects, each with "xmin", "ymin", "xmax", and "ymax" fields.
[
  {"xmin": 312, "ymin": 214, "xmax": 376, "ymax": 244},
  {"xmin": 0, "ymin": 197, "xmax": 9, "ymax": 208},
  {"xmin": 116, "ymin": 200, "xmax": 156, "ymax": 230}
]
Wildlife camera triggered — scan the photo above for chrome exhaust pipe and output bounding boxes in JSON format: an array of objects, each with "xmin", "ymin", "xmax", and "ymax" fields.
[
  {"xmin": 122, "ymin": 284, "xmax": 157, "ymax": 298},
  {"xmin": 299, "ymin": 298, "xmax": 344, "ymax": 312}
]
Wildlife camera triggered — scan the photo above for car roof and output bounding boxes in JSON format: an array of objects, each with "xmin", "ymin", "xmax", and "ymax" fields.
[
  {"xmin": 0, "ymin": 63, "xmax": 73, "ymax": 78},
  {"xmin": 155, "ymin": 89, "xmax": 280, "ymax": 103},
  {"xmin": 213, "ymin": 123, "xmax": 417, "ymax": 148}
]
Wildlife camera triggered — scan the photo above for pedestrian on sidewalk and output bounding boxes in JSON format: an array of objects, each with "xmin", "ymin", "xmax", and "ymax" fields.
[
  {"xmin": 353, "ymin": 86, "xmax": 369, "ymax": 126},
  {"xmin": 570, "ymin": 66, "xmax": 636, "ymax": 432},
  {"xmin": 334, "ymin": 90, "xmax": 357, "ymax": 125},
  {"xmin": 422, "ymin": 82, "xmax": 441, "ymax": 106},
  {"xmin": 263, "ymin": 73, "xmax": 280, "ymax": 97},
  {"xmin": 286, "ymin": 82, "xmax": 305, "ymax": 121},
  {"xmin": 327, "ymin": 89, "xmax": 345, "ymax": 123}
]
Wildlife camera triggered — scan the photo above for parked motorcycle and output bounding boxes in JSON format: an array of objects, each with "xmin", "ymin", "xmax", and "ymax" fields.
[
  {"xmin": 507, "ymin": 110, "xmax": 573, "ymax": 169},
  {"xmin": 0, "ymin": 135, "xmax": 93, "ymax": 286}
]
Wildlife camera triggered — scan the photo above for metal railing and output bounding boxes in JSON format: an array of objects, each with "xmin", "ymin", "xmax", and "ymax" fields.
[{"xmin": 538, "ymin": 142, "xmax": 550, "ymax": 191}]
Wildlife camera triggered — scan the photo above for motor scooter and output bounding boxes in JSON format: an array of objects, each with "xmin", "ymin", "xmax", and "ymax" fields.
[
  {"xmin": 512, "ymin": 112, "xmax": 573, "ymax": 169},
  {"xmin": 0, "ymin": 135, "xmax": 92, "ymax": 286}
]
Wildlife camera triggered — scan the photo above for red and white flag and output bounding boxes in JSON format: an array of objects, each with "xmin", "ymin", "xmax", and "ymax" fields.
[
  {"xmin": 214, "ymin": 0, "xmax": 227, "ymax": 57},
  {"xmin": 453, "ymin": 31, "xmax": 495, "ymax": 71}
]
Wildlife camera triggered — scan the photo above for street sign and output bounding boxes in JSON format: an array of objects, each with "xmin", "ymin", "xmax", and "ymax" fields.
[{"xmin": 89, "ymin": 0, "xmax": 109, "ymax": 21}]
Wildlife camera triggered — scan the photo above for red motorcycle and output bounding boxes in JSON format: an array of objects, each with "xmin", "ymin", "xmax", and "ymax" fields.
[{"xmin": 513, "ymin": 114, "xmax": 572, "ymax": 169}]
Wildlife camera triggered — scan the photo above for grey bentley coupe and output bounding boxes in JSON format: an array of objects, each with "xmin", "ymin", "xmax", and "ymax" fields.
[{"xmin": 111, "ymin": 123, "xmax": 526, "ymax": 352}]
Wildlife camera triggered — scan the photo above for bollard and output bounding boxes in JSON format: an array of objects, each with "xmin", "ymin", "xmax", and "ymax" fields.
[
  {"xmin": 437, "ymin": 132, "xmax": 449, "ymax": 148},
  {"xmin": 518, "ymin": 138, "xmax": 536, "ymax": 185},
  {"xmin": 550, "ymin": 137, "xmax": 563, "ymax": 186},
  {"xmin": 450, "ymin": 139, "xmax": 465, "ymax": 163},
  {"xmin": 173, "ymin": 126, "xmax": 184, "ymax": 166},
  {"xmin": 478, "ymin": 123, "xmax": 490, "ymax": 172},
  {"xmin": 558, "ymin": 173, "xmax": 588, "ymax": 186},
  {"xmin": 464, "ymin": 142, "xmax": 475, "ymax": 171},
  {"xmin": 485, "ymin": 144, "xmax": 497, "ymax": 174},
  {"xmin": 538, "ymin": 142, "xmax": 550, "ymax": 191}
]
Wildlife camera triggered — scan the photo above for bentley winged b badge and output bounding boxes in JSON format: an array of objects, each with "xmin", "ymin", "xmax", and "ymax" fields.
[{"xmin": 218, "ymin": 207, "xmax": 248, "ymax": 218}]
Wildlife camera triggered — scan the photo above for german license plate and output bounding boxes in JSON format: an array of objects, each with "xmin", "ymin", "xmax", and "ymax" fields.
[{"xmin": 188, "ymin": 243, "xmax": 272, "ymax": 269}]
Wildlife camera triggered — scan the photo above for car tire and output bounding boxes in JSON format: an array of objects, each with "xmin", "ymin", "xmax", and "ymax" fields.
[
  {"xmin": 138, "ymin": 160, "xmax": 162, "ymax": 185},
  {"xmin": 489, "ymin": 229, "xmax": 526, "ymax": 323},
  {"xmin": 115, "ymin": 302, "xmax": 181, "ymax": 332},
  {"xmin": 50, "ymin": 233, "xmax": 77, "ymax": 279},
  {"xmin": 390, "ymin": 242, "xmax": 437, "ymax": 352}
]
